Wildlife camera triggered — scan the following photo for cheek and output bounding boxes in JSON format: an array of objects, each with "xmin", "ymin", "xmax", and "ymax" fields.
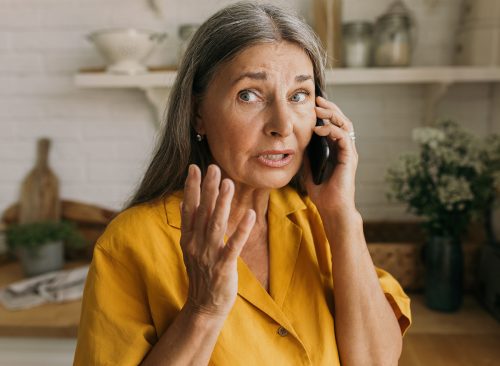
[
  {"xmin": 295, "ymin": 111, "xmax": 316, "ymax": 147},
  {"xmin": 205, "ymin": 119, "xmax": 252, "ymax": 162}
]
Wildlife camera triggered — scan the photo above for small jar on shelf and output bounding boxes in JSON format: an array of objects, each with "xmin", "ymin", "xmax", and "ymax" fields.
[
  {"xmin": 342, "ymin": 21, "xmax": 374, "ymax": 68},
  {"xmin": 373, "ymin": 0, "xmax": 415, "ymax": 67}
]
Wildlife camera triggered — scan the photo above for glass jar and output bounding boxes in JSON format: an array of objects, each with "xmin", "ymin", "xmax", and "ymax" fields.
[
  {"xmin": 342, "ymin": 21, "xmax": 374, "ymax": 68},
  {"xmin": 178, "ymin": 24, "xmax": 199, "ymax": 64},
  {"xmin": 373, "ymin": 1, "xmax": 414, "ymax": 67}
]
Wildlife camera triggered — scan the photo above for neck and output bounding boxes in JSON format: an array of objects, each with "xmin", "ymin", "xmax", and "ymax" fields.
[{"xmin": 226, "ymin": 183, "xmax": 270, "ymax": 237}]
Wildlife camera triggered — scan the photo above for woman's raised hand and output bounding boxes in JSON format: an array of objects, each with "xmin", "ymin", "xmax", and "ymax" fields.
[{"xmin": 180, "ymin": 164, "xmax": 256, "ymax": 318}]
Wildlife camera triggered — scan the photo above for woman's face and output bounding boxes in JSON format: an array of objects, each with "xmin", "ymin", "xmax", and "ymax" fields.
[{"xmin": 196, "ymin": 41, "xmax": 316, "ymax": 189}]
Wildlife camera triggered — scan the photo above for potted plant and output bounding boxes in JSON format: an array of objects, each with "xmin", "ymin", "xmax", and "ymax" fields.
[
  {"xmin": 385, "ymin": 120, "xmax": 499, "ymax": 311},
  {"xmin": 6, "ymin": 221, "xmax": 84, "ymax": 277},
  {"xmin": 476, "ymin": 134, "xmax": 500, "ymax": 246}
]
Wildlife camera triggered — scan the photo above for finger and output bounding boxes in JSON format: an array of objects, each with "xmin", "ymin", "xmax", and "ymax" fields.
[
  {"xmin": 316, "ymin": 96, "xmax": 354, "ymax": 129},
  {"xmin": 316, "ymin": 95, "xmax": 350, "ymax": 120},
  {"xmin": 315, "ymin": 105, "xmax": 353, "ymax": 133},
  {"xmin": 205, "ymin": 178, "xmax": 234, "ymax": 251},
  {"xmin": 181, "ymin": 164, "xmax": 201, "ymax": 235},
  {"xmin": 222, "ymin": 209, "xmax": 256, "ymax": 262},
  {"xmin": 313, "ymin": 124, "xmax": 356, "ymax": 154},
  {"xmin": 194, "ymin": 164, "xmax": 221, "ymax": 237}
]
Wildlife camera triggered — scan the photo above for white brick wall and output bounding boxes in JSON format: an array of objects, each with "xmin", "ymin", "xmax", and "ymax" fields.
[{"xmin": 0, "ymin": 0, "xmax": 498, "ymax": 222}]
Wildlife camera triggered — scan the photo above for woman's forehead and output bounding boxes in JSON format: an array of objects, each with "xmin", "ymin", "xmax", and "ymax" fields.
[{"xmin": 216, "ymin": 41, "xmax": 314, "ymax": 85}]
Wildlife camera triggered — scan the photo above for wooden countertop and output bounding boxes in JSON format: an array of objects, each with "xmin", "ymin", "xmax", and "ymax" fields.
[{"xmin": 0, "ymin": 260, "xmax": 88, "ymax": 338}]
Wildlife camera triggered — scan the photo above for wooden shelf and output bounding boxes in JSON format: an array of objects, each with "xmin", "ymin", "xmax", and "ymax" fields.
[
  {"xmin": 74, "ymin": 66, "xmax": 500, "ymax": 128},
  {"xmin": 75, "ymin": 66, "xmax": 500, "ymax": 88},
  {"xmin": 327, "ymin": 66, "xmax": 500, "ymax": 84}
]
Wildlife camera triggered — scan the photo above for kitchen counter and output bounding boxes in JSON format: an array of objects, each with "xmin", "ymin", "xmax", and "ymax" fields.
[
  {"xmin": 0, "ymin": 260, "xmax": 88, "ymax": 338},
  {"xmin": 0, "ymin": 259, "xmax": 499, "ymax": 365}
]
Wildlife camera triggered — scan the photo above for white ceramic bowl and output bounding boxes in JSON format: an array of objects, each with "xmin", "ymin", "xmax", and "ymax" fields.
[{"xmin": 87, "ymin": 28, "xmax": 167, "ymax": 74}]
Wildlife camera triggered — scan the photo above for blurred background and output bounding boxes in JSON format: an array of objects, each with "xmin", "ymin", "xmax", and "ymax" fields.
[{"xmin": 0, "ymin": 0, "xmax": 499, "ymax": 365}]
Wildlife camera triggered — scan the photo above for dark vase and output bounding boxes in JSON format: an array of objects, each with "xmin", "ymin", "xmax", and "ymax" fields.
[
  {"xmin": 484, "ymin": 204, "xmax": 499, "ymax": 247},
  {"xmin": 424, "ymin": 235, "xmax": 464, "ymax": 311}
]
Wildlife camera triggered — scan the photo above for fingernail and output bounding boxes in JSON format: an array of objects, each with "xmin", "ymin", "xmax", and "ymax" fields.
[
  {"xmin": 245, "ymin": 210, "xmax": 256, "ymax": 224},
  {"xmin": 223, "ymin": 179, "xmax": 231, "ymax": 193},
  {"xmin": 188, "ymin": 165, "xmax": 193, "ymax": 176},
  {"xmin": 211, "ymin": 165, "xmax": 218, "ymax": 178}
]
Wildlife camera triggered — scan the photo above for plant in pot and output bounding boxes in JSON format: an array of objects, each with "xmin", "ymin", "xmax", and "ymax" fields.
[
  {"xmin": 6, "ymin": 221, "xmax": 85, "ymax": 277},
  {"xmin": 476, "ymin": 134, "xmax": 500, "ymax": 247},
  {"xmin": 385, "ymin": 119, "xmax": 493, "ymax": 311}
]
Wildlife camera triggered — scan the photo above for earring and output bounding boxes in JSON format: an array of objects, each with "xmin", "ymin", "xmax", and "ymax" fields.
[{"xmin": 196, "ymin": 133, "xmax": 204, "ymax": 142}]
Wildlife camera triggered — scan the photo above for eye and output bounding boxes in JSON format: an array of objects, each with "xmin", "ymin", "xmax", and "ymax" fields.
[
  {"xmin": 238, "ymin": 90, "xmax": 259, "ymax": 102},
  {"xmin": 290, "ymin": 91, "xmax": 309, "ymax": 103}
]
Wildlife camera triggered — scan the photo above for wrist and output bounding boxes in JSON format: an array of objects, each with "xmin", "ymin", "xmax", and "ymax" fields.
[
  {"xmin": 318, "ymin": 206, "xmax": 361, "ymax": 223},
  {"xmin": 183, "ymin": 300, "xmax": 229, "ymax": 325},
  {"xmin": 321, "ymin": 209, "xmax": 364, "ymax": 239}
]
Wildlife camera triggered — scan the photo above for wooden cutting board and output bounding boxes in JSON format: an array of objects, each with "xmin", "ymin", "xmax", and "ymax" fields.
[{"xmin": 18, "ymin": 138, "xmax": 61, "ymax": 224}]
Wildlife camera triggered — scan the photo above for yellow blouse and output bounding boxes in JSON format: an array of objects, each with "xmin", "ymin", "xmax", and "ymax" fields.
[{"xmin": 74, "ymin": 186, "xmax": 411, "ymax": 365}]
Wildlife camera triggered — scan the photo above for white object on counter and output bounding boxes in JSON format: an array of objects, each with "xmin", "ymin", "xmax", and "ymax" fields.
[{"xmin": 0, "ymin": 265, "xmax": 89, "ymax": 311}]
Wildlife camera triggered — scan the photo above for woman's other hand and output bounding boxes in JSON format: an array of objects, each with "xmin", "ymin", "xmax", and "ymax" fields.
[
  {"xmin": 180, "ymin": 164, "xmax": 256, "ymax": 318},
  {"xmin": 304, "ymin": 96, "xmax": 359, "ymax": 216}
]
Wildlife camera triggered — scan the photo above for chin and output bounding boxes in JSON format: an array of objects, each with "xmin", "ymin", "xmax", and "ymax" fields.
[{"xmin": 247, "ymin": 169, "xmax": 297, "ymax": 190}]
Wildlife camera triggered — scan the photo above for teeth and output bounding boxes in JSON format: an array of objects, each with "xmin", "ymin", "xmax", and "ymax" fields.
[{"xmin": 262, "ymin": 154, "xmax": 285, "ymax": 161}]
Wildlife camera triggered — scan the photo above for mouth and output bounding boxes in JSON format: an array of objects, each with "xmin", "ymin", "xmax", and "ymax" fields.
[{"xmin": 256, "ymin": 150, "xmax": 295, "ymax": 168}]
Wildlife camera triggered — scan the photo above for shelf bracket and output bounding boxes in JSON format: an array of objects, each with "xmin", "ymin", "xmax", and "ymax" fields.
[
  {"xmin": 423, "ymin": 82, "xmax": 451, "ymax": 126},
  {"xmin": 141, "ymin": 87, "xmax": 171, "ymax": 129}
]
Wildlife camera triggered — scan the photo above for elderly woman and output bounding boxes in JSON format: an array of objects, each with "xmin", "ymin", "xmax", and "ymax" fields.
[{"xmin": 74, "ymin": 2, "xmax": 411, "ymax": 365}]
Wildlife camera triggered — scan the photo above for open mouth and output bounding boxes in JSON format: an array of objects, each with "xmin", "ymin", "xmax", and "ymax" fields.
[
  {"xmin": 257, "ymin": 152, "xmax": 294, "ymax": 167},
  {"xmin": 261, "ymin": 153, "xmax": 288, "ymax": 161}
]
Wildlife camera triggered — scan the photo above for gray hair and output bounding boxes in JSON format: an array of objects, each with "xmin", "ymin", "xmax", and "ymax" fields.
[{"xmin": 126, "ymin": 1, "xmax": 327, "ymax": 208}]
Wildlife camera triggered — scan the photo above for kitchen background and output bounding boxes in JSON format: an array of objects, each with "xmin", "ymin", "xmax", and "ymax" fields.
[
  {"xmin": 0, "ymin": 0, "xmax": 498, "ymax": 219},
  {"xmin": 1, "ymin": 0, "xmax": 500, "ymax": 365}
]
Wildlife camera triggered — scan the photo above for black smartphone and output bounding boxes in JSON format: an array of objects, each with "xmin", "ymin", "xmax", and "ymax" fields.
[{"xmin": 306, "ymin": 89, "xmax": 333, "ymax": 185}]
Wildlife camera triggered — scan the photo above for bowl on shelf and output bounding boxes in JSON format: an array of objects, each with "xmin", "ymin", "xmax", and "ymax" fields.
[{"xmin": 87, "ymin": 28, "xmax": 167, "ymax": 75}]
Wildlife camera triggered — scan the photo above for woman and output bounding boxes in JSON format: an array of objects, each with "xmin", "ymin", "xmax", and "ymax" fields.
[{"xmin": 74, "ymin": 2, "xmax": 411, "ymax": 365}]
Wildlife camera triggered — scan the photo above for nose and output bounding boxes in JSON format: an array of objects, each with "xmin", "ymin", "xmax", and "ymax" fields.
[{"xmin": 264, "ymin": 101, "xmax": 293, "ymax": 138}]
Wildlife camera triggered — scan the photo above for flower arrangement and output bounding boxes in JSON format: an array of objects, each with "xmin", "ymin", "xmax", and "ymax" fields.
[{"xmin": 386, "ymin": 119, "xmax": 500, "ymax": 241}]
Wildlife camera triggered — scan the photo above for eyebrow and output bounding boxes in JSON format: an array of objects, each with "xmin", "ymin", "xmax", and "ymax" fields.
[{"xmin": 232, "ymin": 71, "xmax": 313, "ymax": 85}]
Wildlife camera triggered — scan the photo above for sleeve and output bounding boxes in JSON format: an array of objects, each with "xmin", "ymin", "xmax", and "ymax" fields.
[
  {"xmin": 376, "ymin": 267, "xmax": 412, "ymax": 336},
  {"xmin": 73, "ymin": 244, "xmax": 157, "ymax": 366}
]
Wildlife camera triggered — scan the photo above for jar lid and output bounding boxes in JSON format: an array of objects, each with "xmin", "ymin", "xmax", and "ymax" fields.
[
  {"xmin": 342, "ymin": 21, "xmax": 374, "ymax": 34},
  {"xmin": 377, "ymin": 0, "xmax": 412, "ymax": 25}
]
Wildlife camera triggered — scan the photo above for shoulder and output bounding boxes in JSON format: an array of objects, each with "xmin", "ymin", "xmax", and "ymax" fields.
[{"xmin": 95, "ymin": 193, "xmax": 183, "ymax": 264}]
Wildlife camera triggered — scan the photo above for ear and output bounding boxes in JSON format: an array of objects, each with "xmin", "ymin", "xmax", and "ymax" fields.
[{"xmin": 192, "ymin": 96, "xmax": 206, "ymax": 135}]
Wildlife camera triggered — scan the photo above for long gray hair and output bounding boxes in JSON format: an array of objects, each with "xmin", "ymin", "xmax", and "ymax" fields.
[{"xmin": 126, "ymin": 1, "xmax": 326, "ymax": 208}]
